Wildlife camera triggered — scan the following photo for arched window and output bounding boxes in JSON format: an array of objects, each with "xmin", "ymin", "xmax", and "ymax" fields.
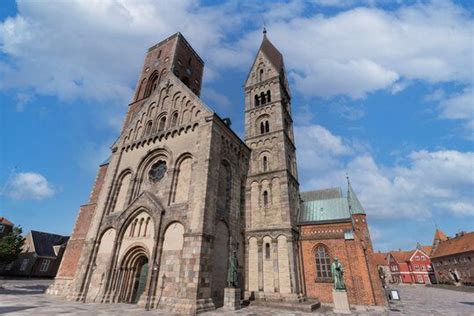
[
  {"xmin": 144, "ymin": 217, "xmax": 150, "ymax": 237},
  {"xmin": 263, "ymin": 190, "xmax": 269, "ymax": 207},
  {"xmin": 152, "ymin": 77, "xmax": 159, "ymax": 92},
  {"xmin": 259, "ymin": 69, "xmax": 264, "ymax": 82},
  {"xmin": 145, "ymin": 121, "xmax": 153, "ymax": 135},
  {"xmin": 315, "ymin": 245, "xmax": 332, "ymax": 281},
  {"xmin": 265, "ymin": 121, "xmax": 270, "ymax": 133},
  {"xmin": 263, "ymin": 156, "xmax": 268, "ymax": 172},
  {"xmin": 267, "ymin": 90, "xmax": 271, "ymax": 102},
  {"xmin": 260, "ymin": 92, "xmax": 266, "ymax": 105},
  {"xmin": 130, "ymin": 219, "xmax": 138, "ymax": 237},
  {"xmin": 265, "ymin": 243, "xmax": 271, "ymax": 259},
  {"xmin": 137, "ymin": 218, "xmax": 143, "ymax": 237},
  {"xmin": 171, "ymin": 112, "xmax": 178, "ymax": 128},
  {"xmin": 254, "ymin": 95, "xmax": 260, "ymax": 107},
  {"xmin": 158, "ymin": 116, "xmax": 167, "ymax": 131},
  {"xmin": 260, "ymin": 122, "xmax": 265, "ymax": 134}
]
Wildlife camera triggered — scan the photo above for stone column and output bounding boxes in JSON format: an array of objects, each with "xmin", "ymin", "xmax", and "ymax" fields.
[
  {"xmin": 257, "ymin": 239, "xmax": 264, "ymax": 291},
  {"xmin": 287, "ymin": 237, "xmax": 299, "ymax": 294},
  {"xmin": 272, "ymin": 239, "xmax": 280, "ymax": 293}
]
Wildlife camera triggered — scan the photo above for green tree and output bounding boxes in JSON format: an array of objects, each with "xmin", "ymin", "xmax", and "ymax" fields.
[{"xmin": 0, "ymin": 226, "xmax": 25, "ymax": 264}]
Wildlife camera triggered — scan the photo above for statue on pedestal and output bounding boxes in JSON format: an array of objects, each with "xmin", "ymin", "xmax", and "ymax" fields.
[
  {"xmin": 227, "ymin": 250, "xmax": 239, "ymax": 288},
  {"xmin": 331, "ymin": 257, "xmax": 346, "ymax": 290}
]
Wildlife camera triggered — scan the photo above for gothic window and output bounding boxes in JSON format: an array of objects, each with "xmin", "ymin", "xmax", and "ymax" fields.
[
  {"xmin": 267, "ymin": 90, "xmax": 271, "ymax": 102},
  {"xmin": 171, "ymin": 112, "xmax": 178, "ymax": 128},
  {"xmin": 259, "ymin": 69, "xmax": 264, "ymax": 82},
  {"xmin": 255, "ymin": 95, "xmax": 260, "ymax": 107},
  {"xmin": 265, "ymin": 243, "xmax": 271, "ymax": 259},
  {"xmin": 158, "ymin": 116, "xmax": 167, "ymax": 131},
  {"xmin": 263, "ymin": 190, "xmax": 269, "ymax": 207},
  {"xmin": 315, "ymin": 245, "xmax": 332, "ymax": 281},
  {"xmin": 149, "ymin": 161, "xmax": 167, "ymax": 182},
  {"xmin": 263, "ymin": 156, "xmax": 268, "ymax": 172},
  {"xmin": 260, "ymin": 92, "xmax": 267, "ymax": 105}
]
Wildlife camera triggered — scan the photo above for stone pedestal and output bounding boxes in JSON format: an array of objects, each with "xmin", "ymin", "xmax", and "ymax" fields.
[
  {"xmin": 332, "ymin": 289, "xmax": 351, "ymax": 314},
  {"xmin": 224, "ymin": 288, "xmax": 241, "ymax": 310}
]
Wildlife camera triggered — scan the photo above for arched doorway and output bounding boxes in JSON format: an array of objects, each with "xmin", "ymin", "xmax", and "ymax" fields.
[
  {"xmin": 117, "ymin": 247, "xmax": 150, "ymax": 304},
  {"xmin": 131, "ymin": 256, "xmax": 148, "ymax": 303}
]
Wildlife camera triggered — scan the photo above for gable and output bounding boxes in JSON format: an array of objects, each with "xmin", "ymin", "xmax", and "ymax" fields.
[
  {"xmin": 245, "ymin": 50, "xmax": 281, "ymax": 87},
  {"xmin": 117, "ymin": 73, "xmax": 214, "ymax": 148}
]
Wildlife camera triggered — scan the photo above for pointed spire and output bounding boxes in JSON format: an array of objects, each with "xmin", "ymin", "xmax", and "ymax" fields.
[{"xmin": 346, "ymin": 174, "xmax": 365, "ymax": 215}]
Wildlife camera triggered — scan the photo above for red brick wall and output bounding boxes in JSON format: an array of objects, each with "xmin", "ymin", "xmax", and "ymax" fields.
[
  {"xmin": 299, "ymin": 218, "xmax": 385, "ymax": 306},
  {"xmin": 56, "ymin": 164, "xmax": 108, "ymax": 278}
]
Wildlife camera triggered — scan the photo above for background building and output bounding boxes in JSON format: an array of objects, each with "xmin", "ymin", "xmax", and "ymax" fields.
[
  {"xmin": 430, "ymin": 230, "xmax": 474, "ymax": 286},
  {"xmin": 387, "ymin": 248, "xmax": 435, "ymax": 284},
  {"xmin": 0, "ymin": 216, "xmax": 14, "ymax": 238},
  {"xmin": 0, "ymin": 230, "xmax": 69, "ymax": 278}
]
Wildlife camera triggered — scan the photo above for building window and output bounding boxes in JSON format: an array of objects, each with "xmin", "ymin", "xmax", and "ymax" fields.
[
  {"xmin": 421, "ymin": 256, "xmax": 425, "ymax": 260},
  {"xmin": 158, "ymin": 116, "xmax": 167, "ymax": 131},
  {"xmin": 265, "ymin": 243, "xmax": 271, "ymax": 259},
  {"xmin": 266, "ymin": 90, "xmax": 271, "ymax": 102},
  {"xmin": 259, "ymin": 69, "xmax": 263, "ymax": 82},
  {"xmin": 414, "ymin": 265, "xmax": 419, "ymax": 270},
  {"xmin": 315, "ymin": 245, "xmax": 332, "ymax": 281},
  {"xmin": 421, "ymin": 265, "xmax": 425, "ymax": 271},
  {"xmin": 0, "ymin": 225, "xmax": 4, "ymax": 233},
  {"xmin": 415, "ymin": 256, "xmax": 419, "ymax": 261},
  {"xmin": 254, "ymin": 95, "xmax": 260, "ymax": 107},
  {"xmin": 40, "ymin": 259, "xmax": 50, "ymax": 272},
  {"xmin": 171, "ymin": 112, "xmax": 178, "ymax": 128},
  {"xmin": 263, "ymin": 190, "xmax": 269, "ymax": 207},
  {"xmin": 262, "ymin": 156, "xmax": 268, "ymax": 172},
  {"xmin": 20, "ymin": 259, "xmax": 29, "ymax": 271},
  {"xmin": 260, "ymin": 92, "xmax": 267, "ymax": 105}
]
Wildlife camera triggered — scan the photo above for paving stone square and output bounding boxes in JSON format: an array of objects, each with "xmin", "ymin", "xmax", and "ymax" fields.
[{"xmin": 0, "ymin": 280, "xmax": 473, "ymax": 315}]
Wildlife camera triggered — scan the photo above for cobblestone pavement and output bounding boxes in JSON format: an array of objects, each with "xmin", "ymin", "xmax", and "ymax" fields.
[{"xmin": 0, "ymin": 280, "xmax": 473, "ymax": 315}]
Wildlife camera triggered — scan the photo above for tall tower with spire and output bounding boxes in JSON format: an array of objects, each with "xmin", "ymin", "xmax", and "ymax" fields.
[{"xmin": 243, "ymin": 30, "xmax": 302, "ymax": 300}]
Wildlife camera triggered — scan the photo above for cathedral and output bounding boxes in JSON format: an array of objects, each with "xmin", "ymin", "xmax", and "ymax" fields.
[{"xmin": 48, "ymin": 31, "xmax": 385, "ymax": 313}]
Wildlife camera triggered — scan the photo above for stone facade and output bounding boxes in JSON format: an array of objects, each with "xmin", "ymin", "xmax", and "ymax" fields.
[{"xmin": 49, "ymin": 31, "xmax": 383, "ymax": 313}]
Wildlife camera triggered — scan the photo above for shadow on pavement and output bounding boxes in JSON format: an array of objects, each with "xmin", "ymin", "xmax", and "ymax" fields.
[
  {"xmin": 459, "ymin": 301, "xmax": 474, "ymax": 306},
  {"xmin": 0, "ymin": 306, "xmax": 36, "ymax": 314}
]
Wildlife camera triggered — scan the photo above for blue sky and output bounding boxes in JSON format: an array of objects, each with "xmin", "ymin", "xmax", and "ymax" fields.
[{"xmin": 0, "ymin": 0, "xmax": 473, "ymax": 251}]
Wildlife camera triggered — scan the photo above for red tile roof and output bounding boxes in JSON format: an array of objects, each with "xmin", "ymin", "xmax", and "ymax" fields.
[
  {"xmin": 390, "ymin": 251, "xmax": 414, "ymax": 263},
  {"xmin": 0, "ymin": 217, "xmax": 14, "ymax": 226},
  {"xmin": 431, "ymin": 232, "xmax": 474, "ymax": 259},
  {"xmin": 434, "ymin": 229, "xmax": 448, "ymax": 242},
  {"xmin": 372, "ymin": 252, "xmax": 388, "ymax": 266},
  {"xmin": 419, "ymin": 245, "xmax": 433, "ymax": 256}
]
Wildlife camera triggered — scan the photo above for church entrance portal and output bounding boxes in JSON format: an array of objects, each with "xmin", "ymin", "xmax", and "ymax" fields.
[
  {"xmin": 117, "ymin": 247, "xmax": 149, "ymax": 304},
  {"xmin": 131, "ymin": 257, "xmax": 148, "ymax": 303}
]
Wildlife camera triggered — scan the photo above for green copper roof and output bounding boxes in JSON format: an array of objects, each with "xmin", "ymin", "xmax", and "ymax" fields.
[
  {"xmin": 347, "ymin": 182, "xmax": 365, "ymax": 215},
  {"xmin": 299, "ymin": 197, "xmax": 351, "ymax": 223},
  {"xmin": 299, "ymin": 183, "xmax": 366, "ymax": 224}
]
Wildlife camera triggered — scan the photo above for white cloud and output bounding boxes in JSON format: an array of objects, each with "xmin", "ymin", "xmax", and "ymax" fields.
[
  {"xmin": 297, "ymin": 124, "xmax": 474, "ymax": 219},
  {"xmin": 201, "ymin": 87, "xmax": 232, "ymax": 110},
  {"xmin": 239, "ymin": 1, "xmax": 473, "ymax": 99},
  {"xmin": 6, "ymin": 172, "xmax": 55, "ymax": 200},
  {"xmin": 0, "ymin": 0, "xmax": 243, "ymax": 108},
  {"xmin": 1, "ymin": 0, "xmax": 472, "ymax": 106},
  {"xmin": 439, "ymin": 88, "xmax": 474, "ymax": 131}
]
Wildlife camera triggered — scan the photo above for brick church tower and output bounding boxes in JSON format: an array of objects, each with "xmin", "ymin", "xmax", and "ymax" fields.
[{"xmin": 243, "ymin": 29, "xmax": 302, "ymax": 300}]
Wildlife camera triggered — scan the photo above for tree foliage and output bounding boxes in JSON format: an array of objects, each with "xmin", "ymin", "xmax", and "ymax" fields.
[{"xmin": 0, "ymin": 226, "xmax": 25, "ymax": 264}]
